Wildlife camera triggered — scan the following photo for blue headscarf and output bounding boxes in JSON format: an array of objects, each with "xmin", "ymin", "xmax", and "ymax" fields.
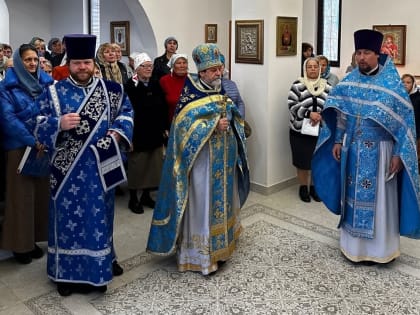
[
  {"xmin": 321, "ymin": 62, "xmax": 331, "ymax": 79},
  {"xmin": 12, "ymin": 47, "xmax": 43, "ymax": 97}
]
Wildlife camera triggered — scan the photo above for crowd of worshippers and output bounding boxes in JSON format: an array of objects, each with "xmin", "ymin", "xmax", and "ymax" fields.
[
  {"xmin": 0, "ymin": 33, "xmax": 249, "ymax": 296},
  {"xmin": 3, "ymin": 29, "xmax": 420, "ymax": 297},
  {"xmin": 0, "ymin": 34, "xmax": 247, "ymax": 215}
]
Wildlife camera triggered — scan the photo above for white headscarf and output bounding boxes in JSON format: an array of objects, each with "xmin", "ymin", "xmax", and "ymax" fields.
[
  {"xmin": 133, "ymin": 53, "xmax": 152, "ymax": 70},
  {"xmin": 166, "ymin": 53, "xmax": 188, "ymax": 70},
  {"xmin": 298, "ymin": 57, "xmax": 327, "ymax": 96},
  {"xmin": 410, "ymin": 81, "xmax": 418, "ymax": 95},
  {"xmin": 403, "ymin": 74, "xmax": 419, "ymax": 95},
  {"xmin": 129, "ymin": 51, "xmax": 141, "ymax": 60}
]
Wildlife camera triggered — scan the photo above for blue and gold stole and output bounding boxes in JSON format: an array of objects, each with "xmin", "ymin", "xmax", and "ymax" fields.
[{"xmin": 147, "ymin": 75, "xmax": 250, "ymax": 255}]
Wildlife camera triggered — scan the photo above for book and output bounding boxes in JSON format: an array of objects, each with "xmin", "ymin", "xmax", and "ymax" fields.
[
  {"xmin": 386, "ymin": 172, "xmax": 396, "ymax": 182},
  {"xmin": 17, "ymin": 146, "xmax": 50, "ymax": 177}
]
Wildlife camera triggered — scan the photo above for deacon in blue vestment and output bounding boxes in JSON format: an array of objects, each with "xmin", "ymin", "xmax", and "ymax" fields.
[
  {"xmin": 147, "ymin": 43, "xmax": 250, "ymax": 275},
  {"xmin": 35, "ymin": 34, "xmax": 133, "ymax": 295},
  {"xmin": 312, "ymin": 29, "xmax": 420, "ymax": 264}
]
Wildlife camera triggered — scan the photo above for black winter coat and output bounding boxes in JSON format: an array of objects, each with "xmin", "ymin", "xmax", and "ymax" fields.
[
  {"xmin": 151, "ymin": 53, "xmax": 170, "ymax": 83},
  {"xmin": 410, "ymin": 90, "xmax": 420, "ymax": 139},
  {"xmin": 124, "ymin": 79, "xmax": 169, "ymax": 151}
]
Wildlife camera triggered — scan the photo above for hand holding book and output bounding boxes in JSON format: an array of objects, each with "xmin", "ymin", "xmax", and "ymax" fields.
[
  {"xmin": 35, "ymin": 142, "xmax": 46, "ymax": 158},
  {"xmin": 17, "ymin": 145, "xmax": 50, "ymax": 177}
]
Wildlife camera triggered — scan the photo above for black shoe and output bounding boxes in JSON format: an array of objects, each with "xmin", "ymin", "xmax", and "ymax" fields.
[
  {"xmin": 310, "ymin": 185, "xmax": 321, "ymax": 202},
  {"xmin": 341, "ymin": 252, "xmax": 379, "ymax": 266},
  {"xmin": 57, "ymin": 283, "xmax": 73, "ymax": 296},
  {"xmin": 128, "ymin": 199, "xmax": 138, "ymax": 212},
  {"xmin": 139, "ymin": 193, "xmax": 156, "ymax": 209},
  {"xmin": 299, "ymin": 185, "xmax": 311, "ymax": 202},
  {"xmin": 115, "ymin": 185, "xmax": 125, "ymax": 196},
  {"xmin": 97, "ymin": 285, "xmax": 107, "ymax": 293},
  {"xmin": 347, "ymin": 259, "xmax": 378, "ymax": 266},
  {"xmin": 30, "ymin": 244, "xmax": 44, "ymax": 259},
  {"xmin": 13, "ymin": 251, "xmax": 32, "ymax": 264},
  {"xmin": 83, "ymin": 284, "xmax": 108, "ymax": 293},
  {"xmin": 217, "ymin": 261, "xmax": 226, "ymax": 268},
  {"xmin": 128, "ymin": 199, "xmax": 144, "ymax": 214},
  {"xmin": 113, "ymin": 261, "xmax": 124, "ymax": 276}
]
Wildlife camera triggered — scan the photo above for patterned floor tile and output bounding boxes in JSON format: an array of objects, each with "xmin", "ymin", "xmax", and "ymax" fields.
[{"xmin": 25, "ymin": 204, "xmax": 420, "ymax": 314}]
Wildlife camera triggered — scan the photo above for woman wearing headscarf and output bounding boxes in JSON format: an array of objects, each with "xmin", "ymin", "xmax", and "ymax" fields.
[
  {"xmin": 110, "ymin": 43, "xmax": 131, "ymax": 83},
  {"xmin": 152, "ymin": 36, "xmax": 178, "ymax": 83},
  {"xmin": 124, "ymin": 53, "xmax": 169, "ymax": 214},
  {"xmin": 96, "ymin": 42, "xmax": 130, "ymax": 197},
  {"xmin": 301, "ymin": 42, "xmax": 314, "ymax": 76},
  {"xmin": 0, "ymin": 43, "xmax": 53, "ymax": 264},
  {"xmin": 159, "ymin": 53, "xmax": 188, "ymax": 125},
  {"xmin": 401, "ymin": 73, "xmax": 420, "ymax": 168},
  {"xmin": 317, "ymin": 55, "xmax": 340, "ymax": 87},
  {"xmin": 96, "ymin": 42, "xmax": 127, "ymax": 84},
  {"xmin": 345, "ymin": 52, "xmax": 357, "ymax": 73},
  {"xmin": 288, "ymin": 57, "xmax": 331, "ymax": 202}
]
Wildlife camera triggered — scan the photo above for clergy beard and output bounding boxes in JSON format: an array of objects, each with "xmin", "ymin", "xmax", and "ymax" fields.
[
  {"xmin": 359, "ymin": 64, "xmax": 373, "ymax": 73},
  {"xmin": 209, "ymin": 78, "xmax": 221, "ymax": 89},
  {"xmin": 71, "ymin": 69, "xmax": 95, "ymax": 85}
]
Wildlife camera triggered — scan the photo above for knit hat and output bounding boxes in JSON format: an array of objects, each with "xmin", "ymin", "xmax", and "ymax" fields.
[
  {"xmin": 64, "ymin": 34, "xmax": 96, "ymax": 60},
  {"xmin": 192, "ymin": 43, "xmax": 222, "ymax": 72},
  {"xmin": 354, "ymin": 29, "xmax": 383, "ymax": 54},
  {"xmin": 164, "ymin": 36, "xmax": 178, "ymax": 49},
  {"xmin": 48, "ymin": 37, "xmax": 60, "ymax": 51},
  {"xmin": 134, "ymin": 52, "xmax": 152, "ymax": 70}
]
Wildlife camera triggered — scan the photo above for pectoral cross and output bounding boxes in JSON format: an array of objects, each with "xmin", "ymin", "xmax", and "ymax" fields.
[{"xmin": 219, "ymin": 94, "xmax": 228, "ymax": 118}]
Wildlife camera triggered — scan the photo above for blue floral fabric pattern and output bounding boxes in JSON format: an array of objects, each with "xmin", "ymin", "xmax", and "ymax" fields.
[{"xmin": 313, "ymin": 56, "xmax": 420, "ymax": 239}]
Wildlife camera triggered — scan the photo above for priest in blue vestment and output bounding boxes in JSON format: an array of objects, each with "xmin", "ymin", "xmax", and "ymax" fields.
[
  {"xmin": 35, "ymin": 34, "xmax": 133, "ymax": 295},
  {"xmin": 147, "ymin": 43, "xmax": 250, "ymax": 275},
  {"xmin": 312, "ymin": 29, "xmax": 420, "ymax": 264}
]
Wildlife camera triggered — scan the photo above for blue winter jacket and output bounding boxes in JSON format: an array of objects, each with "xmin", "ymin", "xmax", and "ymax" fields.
[{"xmin": 0, "ymin": 69, "xmax": 53, "ymax": 150}]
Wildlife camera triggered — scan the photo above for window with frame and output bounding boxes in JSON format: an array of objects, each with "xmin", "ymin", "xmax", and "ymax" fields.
[
  {"xmin": 317, "ymin": 0, "xmax": 342, "ymax": 67},
  {"xmin": 89, "ymin": 0, "xmax": 100, "ymax": 46}
]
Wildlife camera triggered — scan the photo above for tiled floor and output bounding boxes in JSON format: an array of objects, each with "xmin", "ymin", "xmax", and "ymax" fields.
[{"xmin": 1, "ymin": 185, "xmax": 420, "ymax": 314}]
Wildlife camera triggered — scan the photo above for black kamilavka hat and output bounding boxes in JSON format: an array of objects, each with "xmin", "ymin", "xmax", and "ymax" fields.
[
  {"xmin": 64, "ymin": 34, "xmax": 96, "ymax": 60},
  {"xmin": 354, "ymin": 29, "xmax": 383, "ymax": 54}
]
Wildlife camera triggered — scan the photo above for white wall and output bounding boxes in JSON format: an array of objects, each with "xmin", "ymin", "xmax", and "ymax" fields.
[
  {"xmin": 301, "ymin": 0, "xmax": 420, "ymax": 79},
  {"xmin": 0, "ymin": 0, "xmax": 9, "ymax": 44},
  {"xmin": 4, "ymin": 0, "xmax": 85, "ymax": 49},
  {"xmin": 5, "ymin": 0, "xmax": 52, "ymax": 49},
  {"xmin": 3, "ymin": 0, "xmax": 420, "ymax": 192},
  {"xmin": 339, "ymin": 0, "xmax": 420, "ymax": 78},
  {"xmin": 140, "ymin": 0, "xmax": 231, "ymax": 73},
  {"xmin": 301, "ymin": 0, "xmax": 317, "ymax": 52},
  {"xmin": 232, "ymin": 0, "xmax": 302, "ymax": 189},
  {"xmin": 100, "ymin": 0, "xmax": 156, "ymax": 59},
  {"xmin": 3, "ymin": 0, "xmax": 231, "ymax": 66},
  {"xmin": 49, "ymin": 0, "xmax": 85, "ymax": 37}
]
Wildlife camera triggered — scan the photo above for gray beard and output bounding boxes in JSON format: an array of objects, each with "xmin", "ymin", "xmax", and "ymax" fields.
[{"xmin": 209, "ymin": 78, "xmax": 221, "ymax": 89}]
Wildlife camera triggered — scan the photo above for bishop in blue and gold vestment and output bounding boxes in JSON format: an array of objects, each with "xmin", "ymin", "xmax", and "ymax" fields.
[
  {"xmin": 35, "ymin": 35, "xmax": 133, "ymax": 294},
  {"xmin": 147, "ymin": 44, "xmax": 249, "ymax": 275}
]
